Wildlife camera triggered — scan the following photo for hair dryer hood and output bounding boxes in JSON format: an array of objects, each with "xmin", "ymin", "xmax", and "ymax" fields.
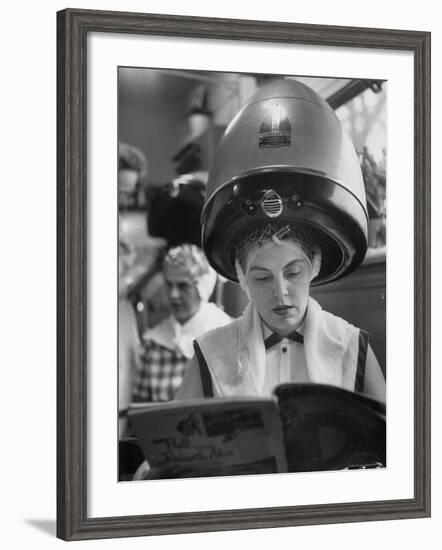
[{"xmin": 201, "ymin": 78, "xmax": 368, "ymax": 285}]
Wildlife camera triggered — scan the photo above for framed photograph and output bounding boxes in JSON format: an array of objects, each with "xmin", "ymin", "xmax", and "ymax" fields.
[{"xmin": 57, "ymin": 8, "xmax": 431, "ymax": 541}]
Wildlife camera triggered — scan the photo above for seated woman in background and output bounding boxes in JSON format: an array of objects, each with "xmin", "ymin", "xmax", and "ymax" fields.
[
  {"xmin": 176, "ymin": 223, "xmax": 385, "ymax": 402},
  {"xmin": 118, "ymin": 239, "xmax": 141, "ymax": 438},
  {"xmin": 132, "ymin": 244, "xmax": 231, "ymax": 402}
]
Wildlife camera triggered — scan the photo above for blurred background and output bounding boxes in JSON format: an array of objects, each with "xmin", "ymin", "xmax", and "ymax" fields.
[{"xmin": 118, "ymin": 69, "xmax": 387, "ymax": 373}]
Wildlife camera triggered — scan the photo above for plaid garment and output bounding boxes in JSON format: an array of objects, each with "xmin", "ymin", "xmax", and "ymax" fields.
[{"xmin": 132, "ymin": 340, "xmax": 188, "ymax": 402}]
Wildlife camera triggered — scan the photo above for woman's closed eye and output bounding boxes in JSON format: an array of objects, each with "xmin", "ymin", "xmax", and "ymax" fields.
[
  {"xmin": 285, "ymin": 267, "xmax": 302, "ymax": 278},
  {"xmin": 251, "ymin": 271, "xmax": 272, "ymax": 282}
]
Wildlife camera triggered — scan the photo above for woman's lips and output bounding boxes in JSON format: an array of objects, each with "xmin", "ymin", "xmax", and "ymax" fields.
[{"xmin": 272, "ymin": 305, "xmax": 294, "ymax": 317}]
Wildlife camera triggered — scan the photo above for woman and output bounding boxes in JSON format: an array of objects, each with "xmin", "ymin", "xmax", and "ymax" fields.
[
  {"xmin": 134, "ymin": 78, "xmax": 386, "ymax": 479},
  {"xmin": 176, "ymin": 77, "xmax": 386, "ymax": 403},
  {"xmin": 118, "ymin": 239, "xmax": 142, "ymax": 437},
  {"xmin": 132, "ymin": 244, "xmax": 231, "ymax": 402},
  {"xmin": 176, "ymin": 222, "xmax": 385, "ymax": 401}
]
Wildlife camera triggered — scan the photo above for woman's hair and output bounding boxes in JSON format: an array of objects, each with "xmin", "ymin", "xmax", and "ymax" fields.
[
  {"xmin": 163, "ymin": 244, "xmax": 217, "ymax": 302},
  {"xmin": 233, "ymin": 221, "xmax": 322, "ymax": 274}
]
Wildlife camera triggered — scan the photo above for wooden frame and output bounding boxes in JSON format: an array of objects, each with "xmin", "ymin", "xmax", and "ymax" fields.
[{"xmin": 57, "ymin": 8, "xmax": 431, "ymax": 541}]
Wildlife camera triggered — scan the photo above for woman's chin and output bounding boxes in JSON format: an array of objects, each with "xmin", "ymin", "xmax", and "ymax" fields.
[{"xmin": 266, "ymin": 313, "xmax": 301, "ymax": 334}]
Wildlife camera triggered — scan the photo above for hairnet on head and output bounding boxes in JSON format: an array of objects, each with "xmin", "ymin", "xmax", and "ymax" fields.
[
  {"xmin": 163, "ymin": 244, "xmax": 217, "ymax": 302},
  {"xmin": 234, "ymin": 222, "xmax": 322, "ymax": 272},
  {"xmin": 233, "ymin": 222, "xmax": 322, "ymax": 297}
]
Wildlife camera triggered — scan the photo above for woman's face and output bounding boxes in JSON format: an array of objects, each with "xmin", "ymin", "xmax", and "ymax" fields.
[
  {"xmin": 164, "ymin": 267, "xmax": 201, "ymax": 324},
  {"xmin": 245, "ymin": 240, "xmax": 314, "ymax": 336}
]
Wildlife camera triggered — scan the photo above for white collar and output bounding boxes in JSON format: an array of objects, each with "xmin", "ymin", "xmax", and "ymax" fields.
[
  {"xmin": 143, "ymin": 302, "xmax": 230, "ymax": 359},
  {"xmin": 236, "ymin": 298, "xmax": 351, "ymax": 394}
]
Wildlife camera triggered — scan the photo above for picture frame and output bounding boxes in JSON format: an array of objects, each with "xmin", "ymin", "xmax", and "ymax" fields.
[{"xmin": 57, "ymin": 8, "xmax": 431, "ymax": 541}]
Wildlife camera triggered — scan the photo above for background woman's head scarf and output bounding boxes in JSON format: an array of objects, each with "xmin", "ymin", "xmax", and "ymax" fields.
[{"xmin": 163, "ymin": 244, "xmax": 217, "ymax": 302}]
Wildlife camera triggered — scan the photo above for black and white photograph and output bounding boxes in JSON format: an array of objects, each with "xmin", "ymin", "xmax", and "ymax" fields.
[
  {"xmin": 52, "ymin": 5, "xmax": 431, "ymax": 543},
  {"xmin": 117, "ymin": 68, "xmax": 387, "ymax": 482},
  {"xmin": 2, "ymin": 0, "xmax": 438, "ymax": 545}
]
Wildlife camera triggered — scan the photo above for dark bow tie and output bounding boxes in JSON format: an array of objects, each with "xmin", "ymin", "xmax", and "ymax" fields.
[{"xmin": 264, "ymin": 330, "xmax": 304, "ymax": 350}]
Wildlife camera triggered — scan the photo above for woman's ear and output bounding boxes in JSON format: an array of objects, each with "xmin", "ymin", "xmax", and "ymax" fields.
[{"xmin": 310, "ymin": 253, "xmax": 322, "ymax": 281}]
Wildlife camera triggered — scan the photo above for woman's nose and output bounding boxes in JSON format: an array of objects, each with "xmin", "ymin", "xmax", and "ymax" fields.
[
  {"xmin": 273, "ymin": 275, "xmax": 288, "ymax": 300},
  {"xmin": 169, "ymin": 285, "xmax": 180, "ymax": 299}
]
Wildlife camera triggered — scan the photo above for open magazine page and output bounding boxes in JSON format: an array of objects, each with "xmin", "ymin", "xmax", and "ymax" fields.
[
  {"xmin": 129, "ymin": 397, "xmax": 288, "ymax": 478},
  {"xmin": 127, "ymin": 385, "xmax": 386, "ymax": 480},
  {"xmin": 275, "ymin": 384, "xmax": 386, "ymax": 472}
]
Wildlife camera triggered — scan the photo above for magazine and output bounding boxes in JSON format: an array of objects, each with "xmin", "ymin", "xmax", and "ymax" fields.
[{"xmin": 127, "ymin": 383, "xmax": 386, "ymax": 479}]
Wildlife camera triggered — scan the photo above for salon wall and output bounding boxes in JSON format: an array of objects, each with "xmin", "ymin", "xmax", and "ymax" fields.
[
  {"xmin": 2, "ymin": 1, "xmax": 440, "ymax": 550},
  {"xmin": 119, "ymin": 68, "xmax": 194, "ymax": 184}
]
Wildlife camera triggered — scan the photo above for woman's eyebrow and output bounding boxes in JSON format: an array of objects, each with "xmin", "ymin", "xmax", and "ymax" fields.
[
  {"xmin": 284, "ymin": 259, "xmax": 306, "ymax": 269},
  {"xmin": 249, "ymin": 259, "xmax": 306, "ymax": 272},
  {"xmin": 249, "ymin": 265, "xmax": 271, "ymax": 272}
]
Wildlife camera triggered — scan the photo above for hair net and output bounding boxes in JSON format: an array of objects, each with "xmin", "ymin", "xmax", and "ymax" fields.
[
  {"xmin": 234, "ymin": 222, "xmax": 322, "ymax": 272},
  {"xmin": 233, "ymin": 222, "xmax": 322, "ymax": 298},
  {"xmin": 163, "ymin": 244, "xmax": 217, "ymax": 302}
]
